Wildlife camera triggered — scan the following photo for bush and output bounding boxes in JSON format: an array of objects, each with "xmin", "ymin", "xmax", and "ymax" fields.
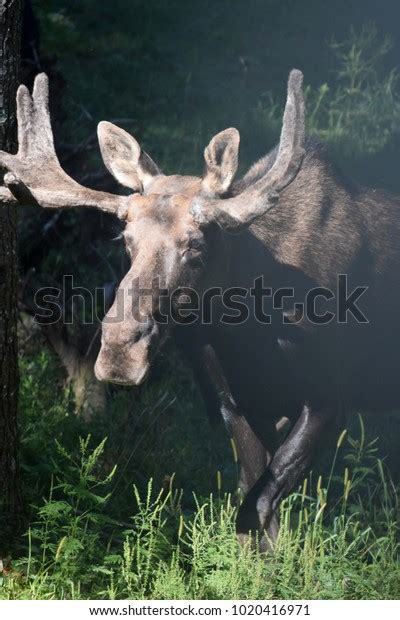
[{"xmin": 1, "ymin": 419, "xmax": 398, "ymax": 600}]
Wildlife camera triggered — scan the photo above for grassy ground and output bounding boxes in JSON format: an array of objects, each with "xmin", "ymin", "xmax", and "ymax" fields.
[
  {"xmin": 0, "ymin": 349, "xmax": 398, "ymax": 600},
  {"xmin": 2, "ymin": 491, "xmax": 399, "ymax": 599},
  {"xmin": 1, "ymin": 428, "xmax": 399, "ymax": 599}
]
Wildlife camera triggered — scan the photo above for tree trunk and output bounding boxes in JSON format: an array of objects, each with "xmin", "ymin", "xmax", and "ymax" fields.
[{"xmin": 0, "ymin": 0, "xmax": 22, "ymax": 549}]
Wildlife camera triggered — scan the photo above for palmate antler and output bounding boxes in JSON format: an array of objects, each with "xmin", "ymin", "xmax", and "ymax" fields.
[{"xmin": 0, "ymin": 74, "xmax": 129, "ymax": 219}]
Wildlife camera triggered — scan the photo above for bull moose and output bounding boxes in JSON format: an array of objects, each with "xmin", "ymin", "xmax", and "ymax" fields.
[{"xmin": 1, "ymin": 70, "xmax": 399, "ymax": 548}]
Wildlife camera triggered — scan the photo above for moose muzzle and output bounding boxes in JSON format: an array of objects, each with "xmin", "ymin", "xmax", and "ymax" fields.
[{"xmin": 94, "ymin": 317, "xmax": 158, "ymax": 386}]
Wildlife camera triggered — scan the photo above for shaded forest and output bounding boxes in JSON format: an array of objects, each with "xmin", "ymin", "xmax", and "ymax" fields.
[{"xmin": 0, "ymin": 0, "xmax": 399, "ymax": 600}]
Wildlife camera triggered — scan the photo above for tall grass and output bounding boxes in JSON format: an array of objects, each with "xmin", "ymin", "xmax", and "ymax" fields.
[{"xmin": 1, "ymin": 417, "xmax": 398, "ymax": 600}]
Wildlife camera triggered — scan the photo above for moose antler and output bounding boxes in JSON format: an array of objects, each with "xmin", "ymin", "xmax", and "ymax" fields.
[
  {"xmin": 0, "ymin": 74, "xmax": 129, "ymax": 219},
  {"xmin": 192, "ymin": 69, "xmax": 305, "ymax": 232}
]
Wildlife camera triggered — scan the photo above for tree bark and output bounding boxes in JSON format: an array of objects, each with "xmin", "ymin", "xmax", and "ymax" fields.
[{"xmin": 0, "ymin": 0, "xmax": 22, "ymax": 549}]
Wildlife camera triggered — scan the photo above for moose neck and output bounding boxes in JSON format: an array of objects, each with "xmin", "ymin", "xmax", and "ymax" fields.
[{"xmin": 227, "ymin": 140, "xmax": 364, "ymax": 291}]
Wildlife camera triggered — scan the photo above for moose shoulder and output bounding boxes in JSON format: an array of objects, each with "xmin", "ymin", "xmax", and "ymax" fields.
[{"xmin": 1, "ymin": 70, "xmax": 399, "ymax": 549}]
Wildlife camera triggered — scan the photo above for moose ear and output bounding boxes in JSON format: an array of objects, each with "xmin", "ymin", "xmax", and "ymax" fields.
[
  {"xmin": 97, "ymin": 121, "xmax": 160, "ymax": 192},
  {"xmin": 202, "ymin": 128, "xmax": 240, "ymax": 195}
]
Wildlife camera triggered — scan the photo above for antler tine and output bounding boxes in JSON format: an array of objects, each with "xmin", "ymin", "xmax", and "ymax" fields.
[
  {"xmin": 0, "ymin": 74, "xmax": 129, "ymax": 219},
  {"xmin": 16, "ymin": 84, "xmax": 34, "ymax": 156},
  {"xmin": 31, "ymin": 73, "xmax": 55, "ymax": 152},
  {"xmin": 262, "ymin": 69, "xmax": 305, "ymax": 194},
  {"xmin": 32, "ymin": 71, "xmax": 49, "ymax": 103}
]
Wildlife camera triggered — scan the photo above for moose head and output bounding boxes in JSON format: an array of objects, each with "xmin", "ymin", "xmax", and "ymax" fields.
[{"xmin": 0, "ymin": 70, "xmax": 305, "ymax": 386}]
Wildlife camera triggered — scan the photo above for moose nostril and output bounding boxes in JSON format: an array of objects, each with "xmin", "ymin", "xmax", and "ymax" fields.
[
  {"xmin": 132, "ymin": 331, "xmax": 142, "ymax": 344},
  {"xmin": 141, "ymin": 318, "xmax": 155, "ymax": 336},
  {"xmin": 130, "ymin": 318, "xmax": 155, "ymax": 344}
]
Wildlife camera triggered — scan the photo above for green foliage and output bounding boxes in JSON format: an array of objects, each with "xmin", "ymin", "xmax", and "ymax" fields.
[
  {"xmin": 19, "ymin": 350, "xmax": 82, "ymax": 496},
  {"xmin": 25, "ymin": 437, "xmax": 117, "ymax": 596},
  {"xmin": 32, "ymin": 1, "xmax": 400, "ymax": 181},
  {"xmin": 18, "ymin": 345, "xmax": 233, "ymax": 518},
  {"xmin": 307, "ymin": 24, "xmax": 400, "ymax": 155},
  {"xmin": 256, "ymin": 24, "xmax": 400, "ymax": 159},
  {"xmin": 1, "ymin": 421, "xmax": 398, "ymax": 600}
]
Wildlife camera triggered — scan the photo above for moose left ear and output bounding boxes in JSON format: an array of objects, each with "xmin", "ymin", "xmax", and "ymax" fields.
[{"xmin": 202, "ymin": 128, "xmax": 240, "ymax": 195}]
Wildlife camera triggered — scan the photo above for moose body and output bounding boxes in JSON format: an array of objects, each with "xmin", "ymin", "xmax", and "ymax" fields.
[
  {"xmin": 1, "ymin": 71, "xmax": 399, "ymax": 546},
  {"xmin": 174, "ymin": 140, "xmax": 400, "ymax": 541},
  {"xmin": 211, "ymin": 140, "xmax": 400, "ymax": 415}
]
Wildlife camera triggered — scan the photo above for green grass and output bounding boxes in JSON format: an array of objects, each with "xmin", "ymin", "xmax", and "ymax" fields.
[
  {"xmin": 1, "ymin": 440, "xmax": 398, "ymax": 600},
  {"xmin": 1, "ymin": 355, "xmax": 399, "ymax": 600}
]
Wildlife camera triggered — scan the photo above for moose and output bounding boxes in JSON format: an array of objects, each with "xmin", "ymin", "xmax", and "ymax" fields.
[{"xmin": 1, "ymin": 70, "xmax": 399, "ymax": 548}]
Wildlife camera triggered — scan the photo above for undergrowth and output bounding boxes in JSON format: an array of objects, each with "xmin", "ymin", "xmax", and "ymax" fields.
[{"xmin": 1, "ymin": 398, "xmax": 398, "ymax": 599}]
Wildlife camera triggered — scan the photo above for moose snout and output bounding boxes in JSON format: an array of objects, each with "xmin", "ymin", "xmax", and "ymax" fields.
[{"xmin": 94, "ymin": 317, "xmax": 158, "ymax": 386}]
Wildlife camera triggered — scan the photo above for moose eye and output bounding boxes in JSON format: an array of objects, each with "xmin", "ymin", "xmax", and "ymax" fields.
[
  {"xmin": 188, "ymin": 238, "xmax": 204, "ymax": 252},
  {"xmin": 183, "ymin": 237, "xmax": 205, "ymax": 266}
]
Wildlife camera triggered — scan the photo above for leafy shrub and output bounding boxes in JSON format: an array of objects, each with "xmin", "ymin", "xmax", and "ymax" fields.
[{"xmin": 1, "ymin": 421, "xmax": 398, "ymax": 600}]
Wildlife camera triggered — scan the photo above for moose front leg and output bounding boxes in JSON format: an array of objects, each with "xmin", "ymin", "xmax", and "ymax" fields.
[
  {"xmin": 221, "ymin": 406, "xmax": 274, "ymax": 495},
  {"xmin": 175, "ymin": 328, "xmax": 275, "ymax": 495},
  {"xmin": 191, "ymin": 343, "xmax": 281, "ymax": 540},
  {"xmin": 236, "ymin": 403, "xmax": 336, "ymax": 549},
  {"xmin": 197, "ymin": 342, "xmax": 279, "ymax": 496},
  {"xmin": 221, "ymin": 407, "xmax": 281, "ymax": 544}
]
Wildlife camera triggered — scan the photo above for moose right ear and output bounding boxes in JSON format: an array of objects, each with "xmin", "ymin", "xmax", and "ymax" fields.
[{"xmin": 97, "ymin": 121, "xmax": 160, "ymax": 192}]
